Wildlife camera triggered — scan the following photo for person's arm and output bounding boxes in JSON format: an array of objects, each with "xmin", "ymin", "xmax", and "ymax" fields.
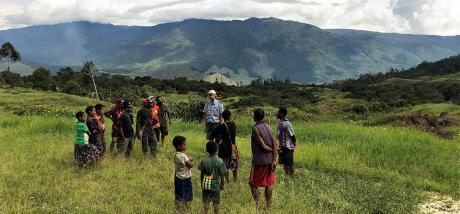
[
  {"xmin": 185, "ymin": 159, "xmax": 194, "ymax": 168},
  {"xmin": 270, "ymin": 132, "xmax": 279, "ymax": 168},
  {"xmin": 287, "ymin": 122, "xmax": 296, "ymax": 145},
  {"xmin": 230, "ymin": 123, "xmax": 236, "ymax": 144},
  {"xmin": 220, "ymin": 161, "xmax": 227, "ymax": 190},
  {"xmin": 185, "ymin": 155, "xmax": 194, "ymax": 168},
  {"xmin": 103, "ymin": 110, "xmax": 113, "ymax": 121},
  {"xmin": 118, "ymin": 116, "xmax": 126, "ymax": 139},
  {"xmin": 203, "ymin": 104, "xmax": 208, "ymax": 133},
  {"xmin": 253, "ymin": 127, "xmax": 272, "ymax": 152},
  {"xmin": 135, "ymin": 111, "xmax": 143, "ymax": 139},
  {"xmin": 219, "ymin": 103, "xmax": 224, "ymax": 124},
  {"xmin": 166, "ymin": 105, "xmax": 172, "ymax": 124},
  {"xmin": 291, "ymin": 135, "xmax": 297, "ymax": 145},
  {"xmin": 220, "ymin": 174, "xmax": 225, "ymax": 190}
]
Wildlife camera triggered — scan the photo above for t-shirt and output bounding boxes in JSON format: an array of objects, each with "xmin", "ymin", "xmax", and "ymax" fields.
[
  {"xmin": 211, "ymin": 121, "xmax": 236, "ymax": 159},
  {"xmin": 203, "ymin": 100, "xmax": 224, "ymax": 123},
  {"xmin": 158, "ymin": 103, "xmax": 170, "ymax": 128},
  {"xmin": 136, "ymin": 108, "xmax": 156, "ymax": 135},
  {"xmin": 174, "ymin": 152, "xmax": 192, "ymax": 179},
  {"xmin": 198, "ymin": 156, "xmax": 227, "ymax": 192},
  {"xmin": 278, "ymin": 119, "xmax": 296, "ymax": 150},
  {"xmin": 75, "ymin": 122, "xmax": 89, "ymax": 145},
  {"xmin": 118, "ymin": 113, "xmax": 134, "ymax": 138},
  {"xmin": 107, "ymin": 107, "xmax": 122, "ymax": 130},
  {"xmin": 86, "ymin": 118, "xmax": 99, "ymax": 144},
  {"xmin": 151, "ymin": 105, "xmax": 161, "ymax": 129}
]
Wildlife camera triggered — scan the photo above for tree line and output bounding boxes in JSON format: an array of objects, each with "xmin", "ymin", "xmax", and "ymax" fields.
[{"xmin": 329, "ymin": 55, "xmax": 460, "ymax": 110}]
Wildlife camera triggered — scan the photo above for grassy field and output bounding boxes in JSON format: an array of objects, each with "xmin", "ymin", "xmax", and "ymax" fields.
[{"xmin": 0, "ymin": 88, "xmax": 459, "ymax": 213}]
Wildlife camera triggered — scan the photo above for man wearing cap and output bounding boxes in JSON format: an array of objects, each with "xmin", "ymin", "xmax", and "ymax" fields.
[
  {"xmin": 136, "ymin": 97, "xmax": 159, "ymax": 157},
  {"xmin": 148, "ymin": 96, "xmax": 161, "ymax": 143},
  {"xmin": 104, "ymin": 97, "xmax": 124, "ymax": 153},
  {"xmin": 203, "ymin": 90, "xmax": 224, "ymax": 140}
]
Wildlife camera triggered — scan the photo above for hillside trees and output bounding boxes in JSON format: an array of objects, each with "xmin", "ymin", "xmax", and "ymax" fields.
[{"xmin": 0, "ymin": 42, "xmax": 21, "ymax": 72}]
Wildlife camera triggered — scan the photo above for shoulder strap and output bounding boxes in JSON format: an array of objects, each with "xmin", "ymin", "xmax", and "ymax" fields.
[{"xmin": 223, "ymin": 122, "xmax": 233, "ymax": 143}]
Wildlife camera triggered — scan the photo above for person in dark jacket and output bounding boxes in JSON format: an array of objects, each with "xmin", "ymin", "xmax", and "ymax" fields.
[{"xmin": 136, "ymin": 97, "xmax": 158, "ymax": 158}]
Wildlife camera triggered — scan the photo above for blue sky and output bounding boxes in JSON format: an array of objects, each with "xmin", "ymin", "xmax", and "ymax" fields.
[{"xmin": 0, "ymin": 0, "xmax": 459, "ymax": 35}]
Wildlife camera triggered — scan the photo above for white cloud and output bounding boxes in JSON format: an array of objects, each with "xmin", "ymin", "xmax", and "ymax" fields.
[{"xmin": 0, "ymin": 0, "xmax": 458, "ymax": 35}]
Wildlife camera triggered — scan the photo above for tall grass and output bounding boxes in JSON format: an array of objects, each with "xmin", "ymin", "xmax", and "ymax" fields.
[{"xmin": 1, "ymin": 109, "xmax": 459, "ymax": 213}]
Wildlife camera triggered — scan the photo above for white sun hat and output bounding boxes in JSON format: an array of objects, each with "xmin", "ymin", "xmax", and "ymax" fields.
[{"xmin": 208, "ymin": 90, "xmax": 217, "ymax": 95}]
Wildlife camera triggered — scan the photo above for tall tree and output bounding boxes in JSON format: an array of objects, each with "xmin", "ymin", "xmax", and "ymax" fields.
[
  {"xmin": 80, "ymin": 61, "xmax": 100, "ymax": 100},
  {"xmin": 0, "ymin": 42, "xmax": 21, "ymax": 71}
]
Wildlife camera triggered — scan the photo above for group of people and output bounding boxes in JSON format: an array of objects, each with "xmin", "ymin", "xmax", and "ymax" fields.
[
  {"xmin": 172, "ymin": 90, "xmax": 297, "ymax": 213},
  {"xmin": 72, "ymin": 90, "xmax": 297, "ymax": 213},
  {"xmin": 73, "ymin": 95, "xmax": 171, "ymax": 166}
]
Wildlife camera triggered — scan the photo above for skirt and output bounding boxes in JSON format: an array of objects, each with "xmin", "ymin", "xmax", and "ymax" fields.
[
  {"xmin": 74, "ymin": 144, "xmax": 100, "ymax": 165},
  {"xmin": 249, "ymin": 165, "xmax": 276, "ymax": 187},
  {"xmin": 90, "ymin": 133, "xmax": 106, "ymax": 156}
]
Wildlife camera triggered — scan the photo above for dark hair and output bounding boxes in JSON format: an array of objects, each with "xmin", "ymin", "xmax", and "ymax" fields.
[
  {"xmin": 278, "ymin": 107, "xmax": 288, "ymax": 116},
  {"xmin": 254, "ymin": 108, "xmax": 265, "ymax": 121},
  {"xmin": 206, "ymin": 141, "xmax": 218, "ymax": 154},
  {"xmin": 122, "ymin": 101, "xmax": 132, "ymax": 110},
  {"xmin": 156, "ymin": 96, "xmax": 162, "ymax": 102},
  {"xmin": 172, "ymin": 136, "xmax": 186, "ymax": 148},
  {"xmin": 222, "ymin": 109, "xmax": 231, "ymax": 120},
  {"xmin": 85, "ymin": 106, "xmax": 95, "ymax": 114},
  {"xmin": 75, "ymin": 111, "xmax": 85, "ymax": 119},
  {"xmin": 95, "ymin": 104, "xmax": 104, "ymax": 110}
]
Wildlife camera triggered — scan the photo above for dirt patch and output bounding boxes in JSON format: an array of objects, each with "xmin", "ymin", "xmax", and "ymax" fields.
[
  {"xmin": 419, "ymin": 193, "xmax": 460, "ymax": 214},
  {"xmin": 398, "ymin": 113, "xmax": 457, "ymax": 139}
]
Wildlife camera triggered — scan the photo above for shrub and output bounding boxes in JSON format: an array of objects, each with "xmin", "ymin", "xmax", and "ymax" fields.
[
  {"xmin": 169, "ymin": 98, "xmax": 207, "ymax": 122},
  {"xmin": 4, "ymin": 105, "xmax": 77, "ymax": 118}
]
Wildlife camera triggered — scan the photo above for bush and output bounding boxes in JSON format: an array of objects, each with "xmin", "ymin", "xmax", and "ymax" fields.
[
  {"xmin": 4, "ymin": 105, "xmax": 77, "ymax": 118},
  {"xmin": 169, "ymin": 98, "xmax": 207, "ymax": 122}
]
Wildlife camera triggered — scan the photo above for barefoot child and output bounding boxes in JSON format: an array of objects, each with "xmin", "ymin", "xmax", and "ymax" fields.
[
  {"xmin": 277, "ymin": 107, "xmax": 296, "ymax": 176},
  {"xmin": 199, "ymin": 141, "xmax": 227, "ymax": 214},
  {"xmin": 173, "ymin": 136, "xmax": 194, "ymax": 213},
  {"xmin": 74, "ymin": 111, "xmax": 100, "ymax": 168}
]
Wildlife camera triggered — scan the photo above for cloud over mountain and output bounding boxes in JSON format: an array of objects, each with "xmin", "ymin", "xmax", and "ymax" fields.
[{"xmin": 0, "ymin": 0, "xmax": 459, "ymax": 35}]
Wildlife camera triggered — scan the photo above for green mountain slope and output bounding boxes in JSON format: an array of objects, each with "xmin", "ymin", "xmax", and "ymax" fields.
[{"xmin": 1, "ymin": 18, "xmax": 460, "ymax": 83}]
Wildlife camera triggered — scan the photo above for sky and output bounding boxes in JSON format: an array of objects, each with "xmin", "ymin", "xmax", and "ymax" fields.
[{"xmin": 0, "ymin": 0, "xmax": 459, "ymax": 35}]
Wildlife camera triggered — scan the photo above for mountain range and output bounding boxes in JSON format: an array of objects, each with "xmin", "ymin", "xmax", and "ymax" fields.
[{"xmin": 1, "ymin": 17, "xmax": 460, "ymax": 83}]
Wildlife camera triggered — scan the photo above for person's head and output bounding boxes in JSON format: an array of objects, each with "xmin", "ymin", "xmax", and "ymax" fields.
[
  {"xmin": 122, "ymin": 101, "xmax": 133, "ymax": 113},
  {"xmin": 208, "ymin": 90, "xmax": 217, "ymax": 101},
  {"xmin": 277, "ymin": 107, "xmax": 288, "ymax": 120},
  {"xmin": 253, "ymin": 108, "xmax": 265, "ymax": 122},
  {"xmin": 222, "ymin": 109, "xmax": 232, "ymax": 121},
  {"xmin": 85, "ymin": 106, "xmax": 96, "ymax": 117},
  {"xmin": 75, "ymin": 111, "xmax": 87, "ymax": 122},
  {"xmin": 144, "ymin": 98, "xmax": 154, "ymax": 108},
  {"xmin": 95, "ymin": 104, "xmax": 104, "ymax": 115},
  {"xmin": 115, "ymin": 97, "xmax": 124, "ymax": 108},
  {"xmin": 148, "ymin": 96, "xmax": 156, "ymax": 105},
  {"xmin": 172, "ymin": 136, "xmax": 187, "ymax": 152},
  {"xmin": 206, "ymin": 141, "xmax": 218, "ymax": 156},
  {"xmin": 156, "ymin": 96, "xmax": 164, "ymax": 105}
]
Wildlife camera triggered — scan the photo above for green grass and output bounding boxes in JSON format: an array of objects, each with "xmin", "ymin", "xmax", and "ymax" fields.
[{"xmin": 1, "ymin": 89, "xmax": 460, "ymax": 213}]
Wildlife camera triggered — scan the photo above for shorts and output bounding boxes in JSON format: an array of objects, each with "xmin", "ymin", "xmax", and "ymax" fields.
[
  {"xmin": 279, "ymin": 147, "xmax": 294, "ymax": 165},
  {"xmin": 249, "ymin": 165, "xmax": 276, "ymax": 187},
  {"xmin": 202, "ymin": 190, "xmax": 220, "ymax": 204},
  {"xmin": 175, "ymin": 177, "xmax": 193, "ymax": 202},
  {"xmin": 117, "ymin": 137, "xmax": 133, "ymax": 156}
]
